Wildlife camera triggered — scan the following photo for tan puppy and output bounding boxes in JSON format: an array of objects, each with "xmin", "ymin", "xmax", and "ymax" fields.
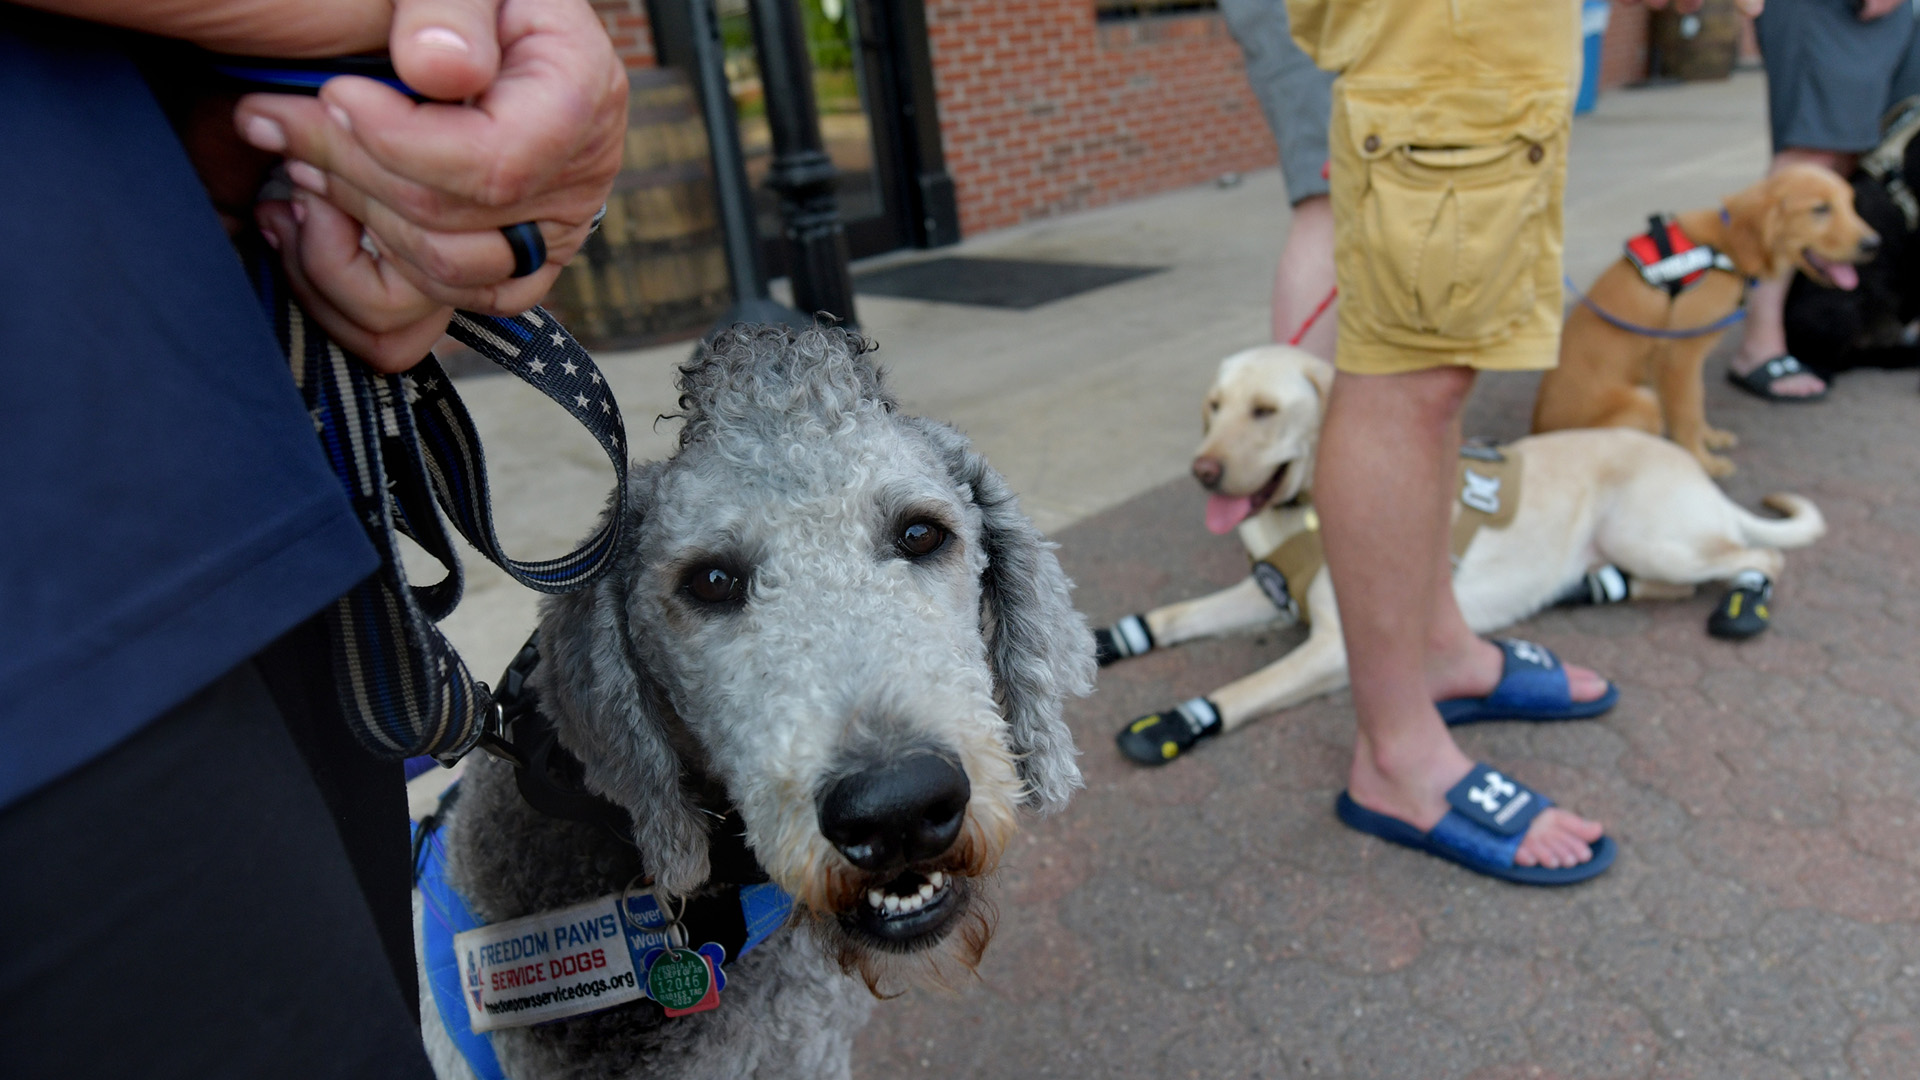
[
  {"xmin": 1102, "ymin": 346, "xmax": 1825, "ymax": 764},
  {"xmin": 1532, "ymin": 164, "xmax": 1877, "ymax": 476}
]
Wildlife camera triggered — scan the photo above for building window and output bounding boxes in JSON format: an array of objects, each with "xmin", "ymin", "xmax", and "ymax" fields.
[{"xmin": 1094, "ymin": 0, "xmax": 1218, "ymax": 21}]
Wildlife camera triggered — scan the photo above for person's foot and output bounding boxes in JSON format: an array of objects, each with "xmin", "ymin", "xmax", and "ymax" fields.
[
  {"xmin": 1730, "ymin": 351, "xmax": 1827, "ymax": 398},
  {"xmin": 1349, "ymin": 733, "xmax": 1605, "ymax": 869},
  {"xmin": 1427, "ymin": 636, "xmax": 1610, "ymax": 705}
]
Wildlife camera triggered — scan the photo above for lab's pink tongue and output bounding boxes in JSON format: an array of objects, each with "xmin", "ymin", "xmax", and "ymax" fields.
[
  {"xmin": 1830, "ymin": 262, "xmax": 1859, "ymax": 290},
  {"xmin": 1206, "ymin": 493, "xmax": 1254, "ymax": 535}
]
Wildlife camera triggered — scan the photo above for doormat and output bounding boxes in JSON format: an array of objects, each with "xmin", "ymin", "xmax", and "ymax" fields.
[{"xmin": 854, "ymin": 256, "xmax": 1165, "ymax": 310}]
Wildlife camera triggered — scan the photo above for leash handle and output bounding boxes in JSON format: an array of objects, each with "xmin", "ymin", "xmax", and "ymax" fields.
[
  {"xmin": 260, "ymin": 255, "xmax": 627, "ymax": 761},
  {"xmin": 420, "ymin": 312, "xmax": 628, "ymax": 593}
]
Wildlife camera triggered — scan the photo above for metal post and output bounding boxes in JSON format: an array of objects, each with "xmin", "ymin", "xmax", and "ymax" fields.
[
  {"xmin": 747, "ymin": 0, "xmax": 858, "ymax": 327},
  {"xmin": 681, "ymin": 0, "xmax": 806, "ymax": 330}
]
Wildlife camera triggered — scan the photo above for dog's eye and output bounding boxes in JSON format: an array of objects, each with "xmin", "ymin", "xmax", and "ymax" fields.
[
  {"xmin": 897, "ymin": 520, "xmax": 948, "ymax": 559},
  {"xmin": 1813, "ymin": 202, "xmax": 1832, "ymax": 215},
  {"xmin": 683, "ymin": 566, "xmax": 747, "ymax": 605},
  {"xmin": 1251, "ymin": 404, "xmax": 1277, "ymax": 419}
]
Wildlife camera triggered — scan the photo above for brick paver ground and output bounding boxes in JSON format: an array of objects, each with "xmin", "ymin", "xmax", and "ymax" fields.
[{"xmin": 852, "ymin": 350, "xmax": 1920, "ymax": 1079}]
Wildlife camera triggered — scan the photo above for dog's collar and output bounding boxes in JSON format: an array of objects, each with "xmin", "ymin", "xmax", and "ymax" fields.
[
  {"xmin": 1625, "ymin": 213, "xmax": 1740, "ymax": 298},
  {"xmin": 478, "ymin": 632, "xmax": 770, "ymax": 888}
]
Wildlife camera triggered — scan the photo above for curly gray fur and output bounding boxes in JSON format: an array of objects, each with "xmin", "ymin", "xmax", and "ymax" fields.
[{"xmin": 422, "ymin": 325, "xmax": 1093, "ymax": 1079}]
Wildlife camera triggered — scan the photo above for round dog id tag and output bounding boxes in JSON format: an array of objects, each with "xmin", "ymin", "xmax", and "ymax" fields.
[{"xmin": 645, "ymin": 947, "xmax": 713, "ymax": 1012}]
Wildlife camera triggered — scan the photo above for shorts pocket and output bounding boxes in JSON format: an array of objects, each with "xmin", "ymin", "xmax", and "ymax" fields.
[
  {"xmin": 1344, "ymin": 102, "xmax": 1562, "ymax": 347},
  {"xmin": 1359, "ymin": 137, "xmax": 1553, "ymax": 343}
]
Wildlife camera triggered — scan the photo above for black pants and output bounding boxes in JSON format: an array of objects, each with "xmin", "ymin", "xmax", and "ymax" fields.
[{"xmin": 0, "ymin": 625, "xmax": 433, "ymax": 1079}]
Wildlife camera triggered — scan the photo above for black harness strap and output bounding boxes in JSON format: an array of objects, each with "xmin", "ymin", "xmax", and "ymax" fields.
[
  {"xmin": 480, "ymin": 633, "xmax": 771, "ymax": 888},
  {"xmin": 1646, "ymin": 215, "xmax": 1676, "ymax": 259},
  {"xmin": 1645, "ymin": 214, "xmax": 1682, "ymax": 298}
]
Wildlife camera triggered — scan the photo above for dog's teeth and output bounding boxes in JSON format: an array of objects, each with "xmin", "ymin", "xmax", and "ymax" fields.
[
  {"xmin": 867, "ymin": 889, "xmax": 884, "ymax": 909},
  {"xmin": 918, "ymin": 882, "xmax": 935, "ymax": 900},
  {"xmin": 883, "ymin": 894, "xmax": 901, "ymax": 913},
  {"xmin": 897, "ymin": 893, "xmax": 923, "ymax": 913},
  {"xmin": 932, "ymin": 871, "xmax": 947, "ymax": 889}
]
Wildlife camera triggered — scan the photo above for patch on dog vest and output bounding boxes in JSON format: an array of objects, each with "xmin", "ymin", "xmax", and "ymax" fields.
[
  {"xmin": 454, "ymin": 895, "xmax": 653, "ymax": 1031},
  {"xmin": 416, "ymin": 810, "xmax": 794, "ymax": 1045},
  {"xmin": 1449, "ymin": 444, "xmax": 1524, "ymax": 564},
  {"xmin": 1624, "ymin": 214, "xmax": 1737, "ymax": 298},
  {"xmin": 1246, "ymin": 505, "xmax": 1325, "ymax": 626}
]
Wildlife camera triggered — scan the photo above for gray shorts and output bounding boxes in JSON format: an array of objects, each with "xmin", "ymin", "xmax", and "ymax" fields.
[
  {"xmin": 1757, "ymin": 0, "xmax": 1920, "ymax": 154},
  {"xmin": 1218, "ymin": 0, "xmax": 1335, "ymax": 204}
]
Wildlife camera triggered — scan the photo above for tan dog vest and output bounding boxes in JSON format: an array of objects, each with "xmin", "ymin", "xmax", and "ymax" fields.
[
  {"xmin": 1448, "ymin": 444, "xmax": 1523, "ymax": 564},
  {"xmin": 1243, "ymin": 444, "xmax": 1525, "ymax": 625},
  {"xmin": 1247, "ymin": 502, "xmax": 1326, "ymax": 626}
]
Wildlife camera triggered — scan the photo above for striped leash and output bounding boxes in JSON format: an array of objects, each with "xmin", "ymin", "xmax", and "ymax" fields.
[{"xmin": 256, "ymin": 258, "xmax": 627, "ymax": 762}]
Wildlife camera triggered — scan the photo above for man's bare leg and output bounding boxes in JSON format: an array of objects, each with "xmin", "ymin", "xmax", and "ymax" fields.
[
  {"xmin": 1316, "ymin": 367, "xmax": 1604, "ymax": 869},
  {"xmin": 1273, "ymin": 195, "xmax": 1338, "ymax": 360},
  {"xmin": 1729, "ymin": 148, "xmax": 1858, "ymax": 398}
]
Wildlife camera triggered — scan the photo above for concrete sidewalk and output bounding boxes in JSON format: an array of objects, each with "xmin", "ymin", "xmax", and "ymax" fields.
[{"xmin": 430, "ymin": 71, "xmax": 1920, "ymax": 1077}]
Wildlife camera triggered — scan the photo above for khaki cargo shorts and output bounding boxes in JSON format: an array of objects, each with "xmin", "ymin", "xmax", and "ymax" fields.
[{"xmin": 1289, "ymin": 0, "xmax": 1580, "ymax": 374}]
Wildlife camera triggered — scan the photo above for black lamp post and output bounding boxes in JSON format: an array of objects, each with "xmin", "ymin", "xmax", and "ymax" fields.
[
  {"xmin": 678, "ymin": 0, "xmax": 857, "ymax": 334},
  {"xmin": 681, "ymin": 0, "xmax": 806, "ymax": 331},
  {"xmin": 746, "ymin": 0, "xmax": 858, "ymax": 327}
]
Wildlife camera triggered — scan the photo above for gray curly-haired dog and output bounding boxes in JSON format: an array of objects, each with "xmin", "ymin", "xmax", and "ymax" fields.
[{"xmin": 418, "ymin": 326, "xmax": 1094, "ymax": 1079}]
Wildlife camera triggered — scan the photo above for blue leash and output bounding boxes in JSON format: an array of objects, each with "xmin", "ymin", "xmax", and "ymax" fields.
[{"xmin": 1563, "ymin": 273, "xmax": 1748, "ymax": 340}]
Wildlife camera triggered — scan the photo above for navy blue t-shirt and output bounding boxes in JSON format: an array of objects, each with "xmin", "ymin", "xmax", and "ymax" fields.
[{"xmin": 0, "ymin": 19, "xmax": 379, "ymax": 807}]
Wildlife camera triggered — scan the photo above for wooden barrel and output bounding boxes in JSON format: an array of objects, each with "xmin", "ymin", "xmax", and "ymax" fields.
[
  {"xmin": 1650, "ymin": 0, "xmax": 1742, "ymax": 83},
  {"xmin": 542, "ymin": 67, "xmax": 731, "ymax": 349}
]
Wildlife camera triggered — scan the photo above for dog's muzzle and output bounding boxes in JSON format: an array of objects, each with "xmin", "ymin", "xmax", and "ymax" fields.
[{"xmin": 818, "ymin": 752, "xmax": 973, "ymax": 945}]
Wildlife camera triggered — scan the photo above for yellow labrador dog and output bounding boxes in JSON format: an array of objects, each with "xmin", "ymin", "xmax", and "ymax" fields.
[{"xmin": 1101, "ymin": 346, "xmax": 1825, "ymax": 766}]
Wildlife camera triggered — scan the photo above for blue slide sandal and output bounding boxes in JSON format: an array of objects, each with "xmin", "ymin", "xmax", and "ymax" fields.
[
  {"xmin": 1437, "ymin": 638, "xmax": 1619, "ymax": 726},
  {"xmin": 1336, "ymin": 765, "xmax": 1616, "ymax": 886}
]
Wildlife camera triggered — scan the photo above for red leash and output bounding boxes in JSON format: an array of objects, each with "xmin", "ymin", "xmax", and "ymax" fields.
[{"xmin": 1287, "ymin": 285, "xmax": 1338, "ymax": 346}]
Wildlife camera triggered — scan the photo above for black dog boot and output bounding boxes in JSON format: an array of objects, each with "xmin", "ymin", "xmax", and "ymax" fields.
[
  {"xmin": 1115, "ymin": 697, "xmax": 1221, "ymax": 765},
  {"xmin": 1708, "ymin": 570, "xmax": 1773, "ymax": 640},
  {"xmin": 1554, "ymin": 564, "xmax": 1632, "ymax": 607},
  {"xmin": 1094, "ymin": 614, "xmax": 1155, "ymax": 667}
]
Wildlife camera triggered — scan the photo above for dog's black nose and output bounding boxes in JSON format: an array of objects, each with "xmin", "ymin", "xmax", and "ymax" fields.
[
  {"xmin": 818, "ymin": 754, "xmax": 970, "ymax": 872},
  {"xmin": 1859, "ymin": 231, "xmax": 1882, "ymax": 257},
  {"xmin": 1192, "ymin": 456, "xmax": 1223, "ymax": 489}
]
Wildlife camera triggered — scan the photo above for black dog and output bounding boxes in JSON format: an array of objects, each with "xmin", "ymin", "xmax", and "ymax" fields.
[{"xmin": 1783, "ymin": 101, "xmax": 1920, "ymax": 380}]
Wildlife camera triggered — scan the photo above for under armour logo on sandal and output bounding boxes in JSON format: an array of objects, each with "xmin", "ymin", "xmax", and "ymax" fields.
[
  {"xmin": 1509, "ymin": 640, "xmax": 1552, "ymax": 667},
  {"xmin": 1469, "ymin": 771, "xmax": 1518, "ymax": 813}
]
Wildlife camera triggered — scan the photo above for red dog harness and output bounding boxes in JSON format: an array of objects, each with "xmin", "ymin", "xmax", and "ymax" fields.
[{"xmin": 1624, "ymin": 214, "xmax": 1738, "ymax": 298}]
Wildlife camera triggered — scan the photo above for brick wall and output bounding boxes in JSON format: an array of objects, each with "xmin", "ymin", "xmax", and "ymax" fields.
[
  {"xmin": 924, "ymin": 2, "xmax": 1277, "ymax": 236},
  {"xmin": 594, "ymin": 0, "xmax": 659, "ymax": 68}
]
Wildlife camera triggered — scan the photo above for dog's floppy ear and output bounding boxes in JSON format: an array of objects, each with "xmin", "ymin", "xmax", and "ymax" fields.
[
  {"xmin": 1723, "ymin": 180, "xmax": 1787, "ymax": 279},
  {"xmin": 533, "ymin": 465, "xmax": 712, "ymax": 896},
  {"xmin": 907, "ymin": 417, "xmax": 1094, "ymax": 813},
  {"xmin": 1298, "ymin": 352, "xmax": 1336, "ymax": 405}
]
